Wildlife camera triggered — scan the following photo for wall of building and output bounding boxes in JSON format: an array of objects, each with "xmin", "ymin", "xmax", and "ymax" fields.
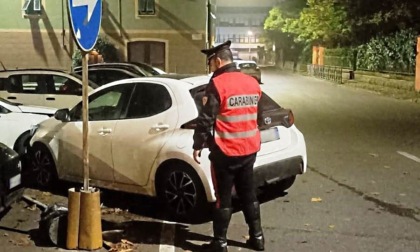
[
  {"xmin": 214, "ymin": 0, "xmax": 277, "ymax": 61},
  {"xmin": 0, "ymin": 0, "xmax": 208, "ymax": 74}
]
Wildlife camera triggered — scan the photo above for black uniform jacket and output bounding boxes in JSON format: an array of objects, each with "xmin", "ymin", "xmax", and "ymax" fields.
[{"xmin": 192, "ymin": 62, "xmax": 239, "ymax": 153}]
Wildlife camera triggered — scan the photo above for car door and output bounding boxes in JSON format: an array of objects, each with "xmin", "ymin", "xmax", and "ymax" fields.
[
  {"xmin": 43, "ymin": 74, "xmax": 84, "ymax": 109},
  {"xmin": 56, "ymin": 83, "xmax": 135, "ymax": 183},
  {"xmin": 112, "ymin": 82, "xmax": 178, "ymax": 186},
  {"xmin": 4, "ymin": 74, "xmax": 44, "ymax": 106}
]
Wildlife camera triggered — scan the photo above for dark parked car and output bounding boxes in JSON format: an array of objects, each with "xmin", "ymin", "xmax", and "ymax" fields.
[
  {"xmin": 73, "ymin": 67, "xmax": 140, "ymax": 86},
  {"xmin": 0, "ymin": 143, "xmax": 23, "ymax": 213}
]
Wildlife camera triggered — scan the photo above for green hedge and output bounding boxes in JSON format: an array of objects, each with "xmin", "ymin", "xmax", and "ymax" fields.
[
  {"xmin": 321, "ymin": 29, "xmax": 416, "ymax": 74},
  {"xmin": 356, "ymin": 29, "xmax": 416, "ymax": 73}
]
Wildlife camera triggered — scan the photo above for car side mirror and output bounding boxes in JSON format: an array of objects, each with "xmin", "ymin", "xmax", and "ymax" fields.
[{"xmin": 54, "ymin": 108, "xmax": 70, "ymax": 122}]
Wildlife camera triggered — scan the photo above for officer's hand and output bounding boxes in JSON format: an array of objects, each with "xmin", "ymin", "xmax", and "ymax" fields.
[{"xmin": 193, "ymin": 149, "xmax": 202, "ymax": 164}]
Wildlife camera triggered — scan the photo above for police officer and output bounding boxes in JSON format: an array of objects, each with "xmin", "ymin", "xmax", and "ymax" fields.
[{"xmin": 192, "ymin": 40, "xmax": 264, "ymax": 252}]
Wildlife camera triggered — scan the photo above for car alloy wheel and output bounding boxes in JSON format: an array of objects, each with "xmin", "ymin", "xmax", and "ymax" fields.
[
  {"xmin": 31, "ymin": 146, "xmax": 56, "ymax": 188},
  {"xmin": 163, "ymin": 170, "xmax": 198, "ymax": 216}
]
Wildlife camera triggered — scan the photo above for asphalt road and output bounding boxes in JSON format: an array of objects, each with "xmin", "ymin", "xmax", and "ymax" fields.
[{"xmin": 0, "ymin": 68, "xmax": 419, "ymax": 251}]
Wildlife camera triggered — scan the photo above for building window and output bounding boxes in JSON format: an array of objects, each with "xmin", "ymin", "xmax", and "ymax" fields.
[
  {"xmin": 138, "ymin": 0, "xmax": 155, "ymax": 16},
  {"xmin": 22, "ymin": 0, "xmax": 42, "ymax": 16}
]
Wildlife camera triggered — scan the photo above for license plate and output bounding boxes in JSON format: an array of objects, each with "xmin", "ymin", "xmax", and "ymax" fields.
[
  {"xmin": 9, "ymin": 174, "xmax": 21, "ymax": 189},
  {"xmin": 261, "ymin": 127, "xmax": 280, "ymax": 143}
]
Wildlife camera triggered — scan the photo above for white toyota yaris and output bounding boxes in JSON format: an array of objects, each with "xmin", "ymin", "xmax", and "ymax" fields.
[{"xmin": 30, "ymin": 75, "xmax": 307, "ymax": 218}]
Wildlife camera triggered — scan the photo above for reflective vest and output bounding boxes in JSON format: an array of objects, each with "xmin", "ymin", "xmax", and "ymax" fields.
[{"xmin": 213, "ymin": 72, "xmax": 261, "ymax": 156}]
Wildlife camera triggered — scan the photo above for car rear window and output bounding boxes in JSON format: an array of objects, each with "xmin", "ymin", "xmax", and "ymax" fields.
[{"xmin": 239, "ymin": 63, "xmax": 257, "ymax": 69}]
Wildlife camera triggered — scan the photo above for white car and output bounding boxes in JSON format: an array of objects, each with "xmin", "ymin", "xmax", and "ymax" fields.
[
  {"xmin": 0, "ymin": 69, "xmax": 98, "ymax": 109},
  {"xmin": 0, "ymin": 98, "xmax": 55, "ymax": 156},
  {"xmin": 234, "ymin": 60, "xmax": 262, "ymax": 83},
  {"xmin": 30, "ymin": 75, "xmax": 307, "ymax": 218}
]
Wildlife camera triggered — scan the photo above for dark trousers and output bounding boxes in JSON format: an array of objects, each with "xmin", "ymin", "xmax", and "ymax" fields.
[{"xmin": 210, "ymin": 152, "xmax": 257, "ymax": 209}]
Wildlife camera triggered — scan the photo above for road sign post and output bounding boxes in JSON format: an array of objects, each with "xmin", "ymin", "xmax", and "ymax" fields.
[{"xmin": 66, "ymin": 0, "xmax": 102, "ymax": 250}]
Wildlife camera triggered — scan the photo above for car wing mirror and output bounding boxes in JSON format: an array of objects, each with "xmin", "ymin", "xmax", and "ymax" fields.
[{"xmin": 54, "ymin": 108, "xmax": 70, "ymax": 122}]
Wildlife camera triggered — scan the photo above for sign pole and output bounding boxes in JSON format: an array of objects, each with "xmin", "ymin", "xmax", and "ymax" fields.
[
  {"xmin": 67, "ymin": 0, "xmax": 102, "ymax": 249},
  {"xmin": 82, "ymin": 51, "xmax": 89, "ymax": 191}
]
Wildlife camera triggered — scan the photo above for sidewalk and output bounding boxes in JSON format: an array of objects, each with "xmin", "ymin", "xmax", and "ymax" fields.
[{"xmin": 267, "ymin": 65, "xmax": 420, "ymax": 103}]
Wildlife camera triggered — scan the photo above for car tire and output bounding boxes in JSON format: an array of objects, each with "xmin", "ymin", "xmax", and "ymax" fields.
[
  {"xmin": 276, "ymin": 175, "xmax": 296, "ymax": 192},
  {"xmin": 156, "ymin": 164, "xmax": 208, "ymax": 220},
  {"xmin": 30, "ymin": 144, "xmax": 58, "ymax": 188}
]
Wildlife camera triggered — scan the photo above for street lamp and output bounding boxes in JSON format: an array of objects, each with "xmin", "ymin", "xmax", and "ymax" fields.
[{"xmin": 247, "ymin": 30, "xmax": 253, "ymax": 60}]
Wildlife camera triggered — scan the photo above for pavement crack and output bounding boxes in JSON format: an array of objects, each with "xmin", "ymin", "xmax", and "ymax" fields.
[{"xmin": 308, "ymin": 166, "xmax": 420, "ymax": 222}]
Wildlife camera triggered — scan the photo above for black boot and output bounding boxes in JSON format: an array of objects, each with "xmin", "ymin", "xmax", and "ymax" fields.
[
  {"xmin": 243, "ymin": 202, "xmax": 265, "ymax": 251},
  {"xmin": 202, "ymin": 208, "xmax": 232, "ymax": 252}
]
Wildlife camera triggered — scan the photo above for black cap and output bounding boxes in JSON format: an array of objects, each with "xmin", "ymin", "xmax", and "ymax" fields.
[{"xmin": 201, "ymin": 40, "xmax": 232, "ymax": 61}]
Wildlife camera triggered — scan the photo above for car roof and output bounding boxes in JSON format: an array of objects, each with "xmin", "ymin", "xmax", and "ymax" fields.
[
  {"xmin": 73, "ymin": 62, "xmax": 152, "ymax": 76},
  {"xmin": 0, "ymin": 69, "xmax": 67, "ymax": 76},
  {"xmin": 92, "ymin": 75, "xmax": 210, "ymax": 94}
]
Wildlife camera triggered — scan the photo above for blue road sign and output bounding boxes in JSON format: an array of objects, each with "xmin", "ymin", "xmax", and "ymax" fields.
[{"xmin": 68, "ymin": 0, "xmax": 102, "ymax": 52}]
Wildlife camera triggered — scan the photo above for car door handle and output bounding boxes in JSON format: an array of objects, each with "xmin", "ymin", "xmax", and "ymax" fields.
[
  {"xmin": 7, "ymin": 96, "xmax": 16, "ymax": 100},
  {"xmin": 151, "ymin": 124, "xmax": 169, "ymax": 132},
  {"xmin": 46, "ymin": 97, "xmax": 55, "ymax": 101},
  {"xmin": 98, "ymin": 127, "xmax": 112, "ymax": 136}
]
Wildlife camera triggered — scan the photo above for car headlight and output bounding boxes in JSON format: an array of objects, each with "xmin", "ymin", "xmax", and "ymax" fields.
[{"xmin": 30, "ymin": 124, "xmax": 40, "ymax": 136}]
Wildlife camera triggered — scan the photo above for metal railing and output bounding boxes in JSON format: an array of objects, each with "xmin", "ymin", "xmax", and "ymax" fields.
[{"xmin": 307, "ymin": 64, "xmax": 343, "ymax": 84}]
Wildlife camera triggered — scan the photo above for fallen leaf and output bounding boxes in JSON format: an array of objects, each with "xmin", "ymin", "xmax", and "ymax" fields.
[
  {"xmin": 243, "ymin": 235, "xmax": 250, "ymax": 240},
  {"xmin": 384, "ymin": 165, "xmax": 391, "ymax": 169},
  {"xmin": 311, "ymin": 197, "xmax": 322, "ymax": 202},
  {"xmin": 304, "ymin": 223, "xmax": 310, "ymax": 227},
  {"xmin": 121, "ymin": 239, "xmax": 134, "ymax": 245},
  {"xmin": 369, "ymin": 153, "xmax": 379, "ymax": 158},
  {"xmin": 26, "ymin": 204, "xmax": 37, "ymax": 211},
  {"xmin": 3, "ymin": 233, "xmax": 8, "ymax": 237},
  {"xmin": 328, "ymin": 225, "xmax": 335, "ymax": 229},
  {"xmin": 399, "ymin": 193, "xmax": 406, "ymax": 197}
]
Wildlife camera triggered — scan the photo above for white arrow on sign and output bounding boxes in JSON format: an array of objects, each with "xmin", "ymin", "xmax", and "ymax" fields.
[{"xmin": 72, "ymin": 0, "xmax": 99, "ymax": 23}]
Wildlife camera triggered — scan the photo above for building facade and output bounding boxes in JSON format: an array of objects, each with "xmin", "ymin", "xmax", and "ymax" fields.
[
  {"xmin": 214, "ymin": 0, "xmax": 277, "ymax": 62},
  {"xmin": 0, "ymin": 0, "xmax": 210, "ymax": 74}
]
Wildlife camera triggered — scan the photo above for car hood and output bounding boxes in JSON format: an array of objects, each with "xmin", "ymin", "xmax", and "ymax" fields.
[{"xmin": 18, "ymin": 105, "xmax": 57, "ymax": 115}]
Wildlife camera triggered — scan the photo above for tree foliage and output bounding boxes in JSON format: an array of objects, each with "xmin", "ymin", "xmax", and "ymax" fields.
[
  {"xmin": 282, "ymin": 0, "xmax": 349, "ymax": 46},
  {"xmin": 264, "ymin": 0, "xmax": 306, "ymax": 64}
]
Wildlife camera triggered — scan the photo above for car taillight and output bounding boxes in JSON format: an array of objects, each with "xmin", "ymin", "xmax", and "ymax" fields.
[
  {"xmin": 286, "ymin": 110, "xmax": 294, "ymax": 127},
  {"xmin": 280, "ymin": 109, "xmax": 294, "ymax": 128},
  {"xmin": 181, "ymin": 119, "xmax": 197, "ymax": 129}
]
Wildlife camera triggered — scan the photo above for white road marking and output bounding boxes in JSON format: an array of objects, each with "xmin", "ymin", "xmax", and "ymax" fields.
[
  {"xmin": 159, "ymin": 220, "xmax": 176, "ymax": 252},
  {"xmin": 397, "ymin": 151, "xmax": 420, "ymax": 163}
]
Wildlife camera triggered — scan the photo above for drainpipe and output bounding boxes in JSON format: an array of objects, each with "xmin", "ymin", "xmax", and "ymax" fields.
[
  {"xmin": 118, "ymin": 0, "xmax": 122, "ymax": 38},
  {"xmin": 61, "ymin": 0, "xmax": 66, "ymax": 49},
  {"xmin": 206, "ymin": 0, "xmax": 211, "ymax": 49}
]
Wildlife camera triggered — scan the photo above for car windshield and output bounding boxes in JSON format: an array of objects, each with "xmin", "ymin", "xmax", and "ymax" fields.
[
  {"xmin": 0, "ymin": 97, "xmax": 21, "ymax": 106},
  {"xmin": 70, "ymin": 73, "xmax": 100, "ymax": 89},
  {"xmin": 238, "ymin": 63, "xmax": 257, "ymax": 69}
]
